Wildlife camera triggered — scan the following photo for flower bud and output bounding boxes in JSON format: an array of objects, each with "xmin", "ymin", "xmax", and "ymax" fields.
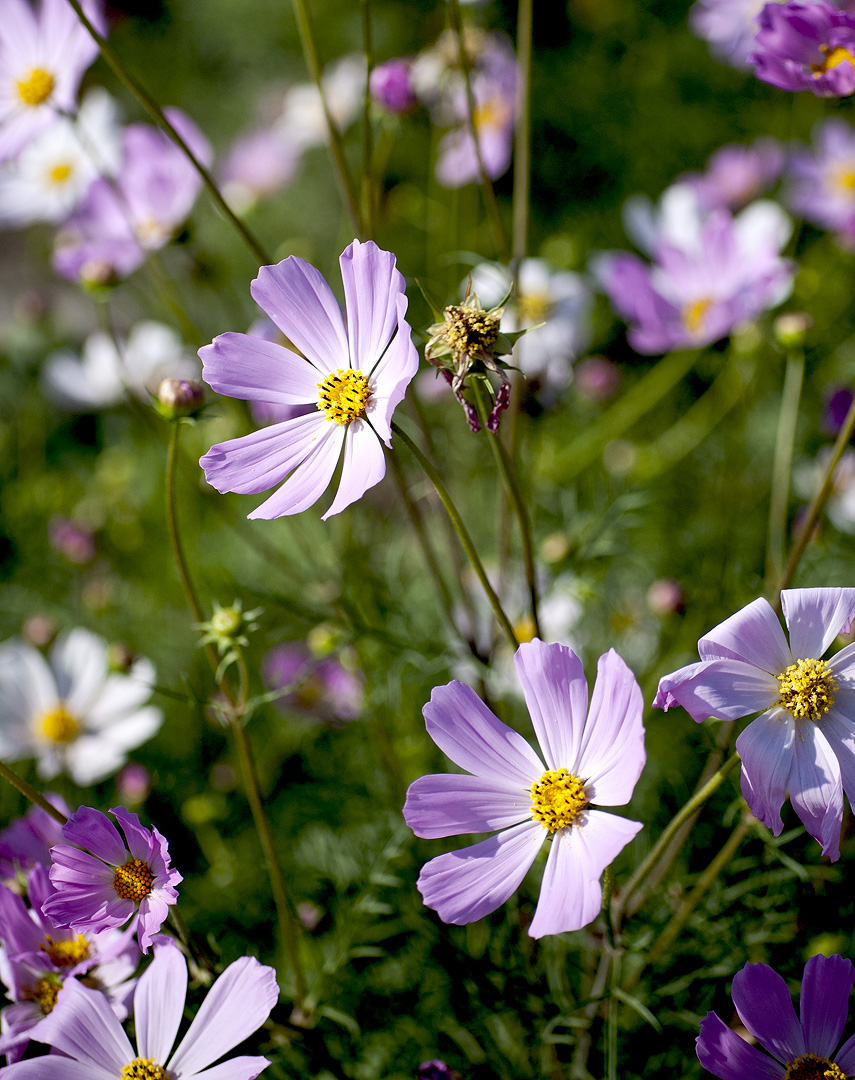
[
  {"xmin": 211, "ymin": 605, "xmax": 243, "ymax": 636},
  {"xmin": 773, "ymin": 312, "xmax": 812, "ymax": 348},
  {"xmin": 370, "ymin": 59, "xmax": 417, "ymax": 113},
  {"xmin": 647, "ymin": 578, "xmax": 684, "ymax": 616},
  {"xmin": 156, "ymin": 377, "xmax": 205, "ymax": 419},
  {"xmin": 117, "ymin": 763, "xmax": 151, "ymax": 804}
]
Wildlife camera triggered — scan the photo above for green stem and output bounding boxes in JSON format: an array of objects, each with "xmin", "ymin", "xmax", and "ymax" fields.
[
  {"xmin": 63, "ymin": 0, "xmax": 272, "ymax": 267},
  {"xmin": 288, "ymin": 0, "xmax": 363, "ymax": 235},
  {"xmin": 360, "ymin": 0, "xmax": 375, "ymax": 238},
  {"xmin": 0, "ymin": 762, "xmax": 68, "ymax": 824},
  {"xmin": 472, "ymin": 381, "xmax": 540, "ymax": 638},
  {"xmin": 779, "ymin": 384, "xmax": 855, "ymax": 592},
  {"xmin": 392, "ymin": 420, "xmax": 519, "ymax": 650},
  {"xmin": 512, "ymin": 0, "xmax": 533, "ymax": 265},
  {"xmin": 766, "ymin": 351, "xmax": 804, "ymax": 589},
  {"xmin": 607, "ymin": 948, "xmax": 621, "ymax": 1080}
]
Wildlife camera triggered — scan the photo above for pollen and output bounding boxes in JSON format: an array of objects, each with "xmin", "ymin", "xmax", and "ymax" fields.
[
  {"xmin": 41, "ymin": 934, "xmax": 90, "ymax": 967},
  {"xmin": 813, "ymin": 44, "xmax": 855, "ymax": 74},
  {"xmin": 682, "ymin": 297, "xmax": 713, "ymax": 335},
  {"xmin": 26, "ymin": 975, "xmax": 62, "ymax": 1015},
  {"xmin": 783, "ymin": 1052, "xmax": 846, "ymax": 1080},
  {"xmin": 443, "ymin": 305, "xmax": 501, "ymax": 357},
  {"xmin": 530, "ymin": 768, "xmax": 588, "ymax": 832},
  {"xmin": 317, "ymin": 368, "xmax": 371, "ymax": 424},
  {"xmin": 38, "ymin": 704, "xmax": 79, "ymax": 744},
  {"xmin": 777, "ymin": 658, "xmax": 838, "ymax": 721},
  {"xmin": 121, "ymin": 1058, "xmax": 169, "ymax": 1080},
  {"xmin": 113, "ymin": 858, "xmax": 155, "ymax": 902},
  {"xmin": 48, "ymin": 162, "xmax": 73, "ymax": 185},
  {"xmin": 518, "ymin": 292, "xmax": 552, "ymax": 325},
  {"xmin": 17, "ymin": 68, "xmax": 55, "ymax": 106}
]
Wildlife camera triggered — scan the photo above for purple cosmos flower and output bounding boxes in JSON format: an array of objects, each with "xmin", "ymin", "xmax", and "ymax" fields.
[
  {"xmin": 404, "ymin": 639, "xmax": 645, "ymax": 937},
  {"xmin": 690, "ymin": 0, "xmax": 767, "ymax": 69},
  {"xmin": 0, "ymin": 795, "xmax": 69, "ymax": 880},
  {"xmin": 786, "ymin": 118, "xmax": 855, "ymax": 244},
  {"xmin": 219, "ymin": 127, "xmax": 299, "ymax": 213},
  {"xmin": 262, "ymin": 643, "xmax": 364, "ymax": 723},
  {"xmin": 681, "ymin": 139, "xmax": 785, "ymax": 211},
  {"xmin": 0, "ymin": 0, "xmax": 105, "ymax": 162},
  {"xmin": 244, "ymin": 319, "xmax": 315, "ymax": 426},
  {"xmin": 696, "ymin": 954, "xmax": 855, "ymax": 1080},
  {"xmin": 200, "ymin": 240, "xmax": 418, "ymax": 520},
  {"xmin": 654, "ymin": 588, "xmax": 855, "ymax": 859},
  {"xmin": 751, "ymin": 0, "xmax": 855, "ymax": 96},
  {"xmin": 435, "ymin": 69, "xmax": 516, "ymax": 188},
  {"xmin": 370, "ymin": 59, "xmax": 417, "ymax": 113},
  {"xmin": 44, "ymin": 806, "xmax": 182, "ymax": 952},
  {"xmin": 823, "ymin": 385, "xmax": 855, "ymax": 435},
  {"xmin": 0, "ymin": 935, "xmax": 278, "ymax": 1080}
]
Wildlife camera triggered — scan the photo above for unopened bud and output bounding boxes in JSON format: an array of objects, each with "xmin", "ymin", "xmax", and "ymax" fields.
[
  {"xmin": 370, "ymin": 59, "xmax": 417, "ymax": 113},
  {"xmin": 647, "ymin": 578, "xmax": 684, "ymax": 616},
  {"xmin": 117, "ymin": 763, "xmax": 151, "ymax": 804},
  {"xmin": 156, "ymin": 378, "xmax": 205, "ymax": 419},
  {"xmin": 22, "ymin": 615, "xmax": 57, "ymax": 648},
  {"xmin": 774, "ymin": 312, "xmax": 812, "ymax": 348},
  {"xmin": 107, "ymin": 642, "xmax": 136, "ymax": 674},
  {"xmin": 211, "ymin": 606, "xmax": 243, "ymax": 636}
]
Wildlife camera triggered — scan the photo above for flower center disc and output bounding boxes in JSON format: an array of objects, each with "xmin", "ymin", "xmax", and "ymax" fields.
[
  {"xmin": 121, "ymin": 1058, "xmax": 169, "ymax": 1080},
  {"xmin": 317, "ymin": 368, "xmax": 371, "ymax": 424},
  {"xmin": 41, "ymin": 934, "xmax": 90, "ymax": 967},
  {"xmin": 813, "ymin": 44, "xmax": 855, "ymax": 74},
  {"xmin": 530, "ymin": 768, "xmax": 588, "ymax": 832},
  {"xmin": 518, "ymin": 292, "xmax": 552, "ymax": 325},
  {"xmin": 113, "ymin": 858, "xmax": 155, "ymax": 902},
  {"xmin": 783, "ymin": 1052, "xmax": 845, "ymax": 1080},
  {"xmin": 38, "ymin": 704, "xmax": 79, "ymax": 744},
  {"xmin": 682, "ymin": 297, "xmax": 713, "ymax": 335},
  {"xmin": 49, "ymin": 162, "xmax": 73, "ymax": 185},
  {"xmin": 443, "ymin": 305, "xmax": 500, "ymax": 356},
  {"xmin": 17, "ymin": 68, "xmax": 55, "ymax": 106},
  {"xmin": 28, "ymin": 975, "xmax": 61, "ymax": 1014},
  {"xmin": 777, "ymin": 658, "xmax": 838, "ymax": 720}
]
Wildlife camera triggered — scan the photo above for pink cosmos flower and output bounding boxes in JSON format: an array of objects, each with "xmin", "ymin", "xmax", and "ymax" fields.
[
  {"xmin": 404, "ymin": 640, "xmax": 646, "ymax": 937},
  {"xmin": 0, "ymin": 936, "xmax": 278, "ymax": 1080},
  {"xmin": 654, "ymin": 588, "xmax": 855, "ymax": 860},
  {"xmin": 44, "ymin": 806, "xmax": 182, "ymax": 952},
  {"xmin": 200, "ymin": 240, "xmax": 418, "ymax": 520}
]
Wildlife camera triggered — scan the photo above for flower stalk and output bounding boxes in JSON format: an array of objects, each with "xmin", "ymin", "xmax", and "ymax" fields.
[
  {"xmin": 0, "ymin": 760, "xmax": 68, "ymax": 824},
  {"xmin": 766, "ymin": 349, "xmax": 805, "ymax": 587}
]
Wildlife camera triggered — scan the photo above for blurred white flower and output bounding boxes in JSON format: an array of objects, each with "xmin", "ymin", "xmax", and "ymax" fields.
[
  {"xmin": 277, "ymin": 55, "xmax": 366, "ymax": 150},
  {"xmin": 794, "ymin": 446, "xmax": 855, "ymax": 533}
]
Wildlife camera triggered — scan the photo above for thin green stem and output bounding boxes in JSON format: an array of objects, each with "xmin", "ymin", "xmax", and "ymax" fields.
[
  {"xmin": 766, "ymin": 351, "xmax": 805, "ymax": 589},
  {"xmin": 447, "ymin": 0, "xmax": 511, "ymax": 261},
  {"xmin": 288, "ymin": 0, "xmax": 363, "ymax": 235},
  {"xmin": 392, "ymin": 420, "xmax": 519, "ymax": 649},
  {"xmin": 779, "ymin": 385, "xmax": 855, "ymax": 592},
  {"xmin": 0, "ymin": 762, "xmax": 68, "ymax": 824},
  {"xmin": 472, "ymin": 381, "xmax": 540, "ymax": 637},
  {"xmin": 63, "ymin": 0, "xmax": 272, "ymax": 267},
  {"xmin": 360, "ymin": 0, "xmax": 375, "ymax": 238},
  {"xmin": 512, "ymin": 0, "xmax": 533, "ymax": 265},
  {"xmin": 607, "ymin": 948, "xmax": 621, "ymax": 1080}
]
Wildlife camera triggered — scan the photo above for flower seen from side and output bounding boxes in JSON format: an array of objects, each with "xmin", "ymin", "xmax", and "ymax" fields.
[
  {"xmin": 681, "ymin": 138, "xmax": 784, "ymax": 212},
  {"xmin": 404, "ymin": 639, "xmax": 645, "ymax": 937},
  {"xmin": 751, "ymin": 0, "xmax": 855, "ymax": 96},
  {"xmin": 200, "ymin": 239, "xmax": 418, "ymax": 520},
  {"xmin": 44, "ymin": 806, "xmax": 181, "ymax": 952},
  {"xmin": 262, "ymin": 642, "xmax": 364, "ymax": 724},
  {"xmin": 696, "ymin": 954, "xmax": 855, "ymax": 1080},
  {"xmin": 786, "ymin": 118, "xmax": 855, "ymax": 244},
  {"xmin": 654, "ymin": 588, "xmax": 855, "ymax": 859}
]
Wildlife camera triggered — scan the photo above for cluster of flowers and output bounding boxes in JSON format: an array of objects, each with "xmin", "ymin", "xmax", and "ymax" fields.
[{"xmin": 0, "ymin": 0, "xmax": 210, "ymax": 286}]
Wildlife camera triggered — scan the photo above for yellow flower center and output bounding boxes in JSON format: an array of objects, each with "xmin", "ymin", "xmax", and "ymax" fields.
[
  {"xmin": 530, "ymin": 768, "xmax": 588, "ymax": 832},
  {"xmin": 317, "ymin": 368, "xmax": 371, "ymax": 425},
  {"xmin": 514, "ymin": 615, "xmax": 537, "ymax": 644},
  {"xmin": 443, "ymin": 305, "xmax": 501, "ymax": 357},
  {"xmin": 784, "ymin": 1053, "xmax": 845, "ymax": 1080},
  {"xmin": 40, "ymin": 934, "xmax": 90, "ymax": 968},
  {"xmin": 26, "ymin": 975, "xmax": 61, "ymax": 1014},
  {"xmin": 121, "ymin": 1059, "xmax": 169, "ymax": 1080},
  {"xmin": 518, "ymin": 292, "xmax": 552, "ymax": 325},
  {"xmin": 832, "ymin": 164, "xmax": 855, "ymax": 193},
  {"xmin": 112, "ymin": 859, "xmax": 155, "ymax": 902},
  {"xmin": 17, "ymin": 68, "xmax": 55, "ymax": 106},
  {"xmin": 48, "ymin": 162, "xmax": 73, "ymax": 185},
  {"xmin": 38, "ymin": 705, "xmax": 79, "ymax": 744},
  {"xmin": 682, "ymin": 297, "xmax": 713, "ymax": 335},
  {"xmin": 777, "ymin": 658, "xmax": 838, "ymax": 721},
  {"xmin": 813, "ymin": 44, "xmax": 855, "ymax": 74}
]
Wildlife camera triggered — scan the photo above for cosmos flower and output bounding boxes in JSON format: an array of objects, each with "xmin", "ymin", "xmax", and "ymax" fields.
[
  {"xmin": 369, "ymin": 59, "xmax": 417, "ymax": 113},
  {"xmin": 219, "ymin": 127, "xmax": 299, "ymax": 213},
  {"xmin": 751, "ymin": 0, "xmax": 855, "ymax": 96},
  {"xmin": 654, "ymin": 588, "xmax": 855, "ymax": 860},
  {"xmin": 696, "ymin": 954, "xmax": 855, "ymax": 1080},
  {"xmin": 786, "ymin": 118, "xmax": 855, "ymax": 243},
  {"xmin": 404, "ymin": 639, "xmax": 645, "ymax": 937},
  {"xmin": 0, "ymin": 629, "xmax": 162, "ymax": 786},
  {"xmin": 44, "ymin": 806, "xmax": 181, "ymax": 953},
  {"xmin": 680, "ymin": 138, "xmax": 785, "ymax": 212},
  {"xmin": 0, "ymin": 0, "xmax": 105, "ymax": 162},
  {"xmin": 262, "ymin": 643, "xmax": 364, "ymax": 724},
  {"xmin": 200, "ymin": 239, "xmax": 418, "ymax": 520},
  {"xmin": 435, "ymin": 69, "xmax": 516, "ymax": 188},
  {"xmin": 0, "ymin": 935, "xmax": 278, "ymax": 1080},
  {"xmin": 278, "ymin": 54, "xmax": 366, "ymax": 151}
]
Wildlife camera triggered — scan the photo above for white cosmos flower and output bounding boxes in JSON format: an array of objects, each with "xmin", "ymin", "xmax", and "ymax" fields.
[
  {"xmin": 277, "ymin": 54, "xmax": 366, "ymax": 150},
  {"xmin": 0, "ymin": 629, "xmax": 162, "ymax": 785}
]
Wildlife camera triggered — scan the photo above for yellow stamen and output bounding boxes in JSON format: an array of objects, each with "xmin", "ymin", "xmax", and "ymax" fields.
[
  {"xmin": 783, "ymin": 1052, "xmax": 845, "ymax": 1080},
  {"xmin": 813, "ymin": 44, "xmax": 855, "ymax": 75},
  {"xmin": 38, "ymin": 705, "xmax": 78, "ymax": 744},
  {"xmin": 317, "ymin": 368, "xmax": 371, "ymax": 425},
  {"xmin": 48, "ymin": 162, "xmax": 73, "ymax": 185},
  {"xmin": 17, "ymin": 68, "xmax": 55, "ymax": 106},
  {"xmin": 40, "ymin": 934, "xmax": 90, "ymax": 968},
  {"xmin": 530, "ymin": 768, "xmax": 588, "ymax": 832},
  {"xmin": 682, "ymin": 297, "xmax": 713, "ymax": 335},
  {"xmin": 832, "ymin": 164, "xmax": 855, "ymax": 192},
  {"xmin": 121, "ymin": 1059, "xmax": 169, "ymax": 1080},
  {"xmin": 777, "ymin": 658, "xmax": 838, "ymax": 721},
  {"xmin": 518, "ymin": 292, "xmax": 552, "ymax": 325},
  {"xmin": 443, "ymin": 305, "xmax": 500, "ymax": 357},
  {"xmin": 112, "ymin": 859, "xmax": 155, "ymax": 902},
  {"xmin": 26, "ymin": 975, "xmax": 61, "ymax": 1015}
]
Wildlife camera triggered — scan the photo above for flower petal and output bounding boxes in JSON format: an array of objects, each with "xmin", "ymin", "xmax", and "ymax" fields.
[
  {"xmin": 200, "ymin": 333, "xmax": 321, "ymax": 405},
  {"xmin": 695, "ymin": 1011, "xmax": 783, "ymax": 1080},
  {"xmin": 365, "ymin": 295, "xmax": 418, "ymax": 446},
  {"xmin": 577, "ymin": 650, "xmax": 645, "ymax": 805},
  {"xmin": 250, "ymin": 258, "xmax": 348, "ymax": 375},
  {"xmin": 167, "ymin": 956, "xmax": 279, "ymax": 1075},
  {"xmin": 339, "ymin": 239, "xmax": 404, "ymax": 371},
  {"xmin": 32, "ymin": 978, "xmax": 134, "ymax": 1073},
  {"xmin": 698, "ymin": 598, "xmax": 792, "ymax": 673},
  {"xmin": 321, "ymin": 420, "xmax": 385, "ymax": 520},
  {"xmin": 185, "ymin": 1058, "xmax": 272, "ymax": 1080},
  {"xmin": 799, "ymin": 953, "xmax": 855, "ymax": 1058},
  {"xmin": 134, "ymin": 937, "xmax": 187, "ymax": 1064},
  {"xmin": 654, "ymin": 659, "xmax": 779, "ymax": 723},
  {"xmin": 788, "ymin": 721, "xmax": 843, "ymax": 860},
  {"xmin": 61, "ymin": 806, "xmax": 127, "ymax": 865},
  {"xmin": 416, "ymin": 820, "xmax": 544, "ymax": 925},
  {"xmin": 423, "ymin": 680, "xmax": 544, "ymax": 786},
  {"xmin": 512, "ymin": 640, "xmax": 589, "ymax": 772},
  {"xmin": 732, "ymin": 962, "xmax": 805, "ymax": 1063},
  {"xmin": 50, "ymin": 629, "xmax": 107, "ymax": 715},
  {"xmin": 247, "ymin": 423, "xmax": 343, "ymax": 519},
  {"xmin": 0, "ymin": 1058, "xmax": 114, "ymax": 1080},
  {"xmin": 818, "ymin": 706, "xmax": 855, "ymax": 807},
  {"xmin": 404, "ymin": 774, "xmax": 531, "ymax": 838},
  {"xmin": 736, "ymin": 710, "xmax": 794, "ymax": 836},
  {"xmin": 781, "ymin": 588, "xmax": 855, "ymax": 660}
]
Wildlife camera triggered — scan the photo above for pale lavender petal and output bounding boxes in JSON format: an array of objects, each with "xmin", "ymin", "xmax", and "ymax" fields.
[
  {"xmin": 138, "ymin": 892, "xmax": 171, "ymax": 952},
  {"xmin": 404, "ymin": 774, "xmax": 530, "ymax": 838},
  {"xmin": 528, "ymin": 811, "xmax": 642, "ymax": 938},
  {"xmin": 167, "ymin": 956, "xmax": 278, "ymax": 1075},
  {"xmin": 699, "ymin": 598, "xmax": 792, "ymax": 673},
  {"xmin": 60, "ymin": 806, "xmax": 127, "ymax": 865},
  {"xmin": 250, "ymin": 258, "xmax": 348, "ymax": 375},
  {"xmin": 135, "ymin": 937, "xmax": 187, "ymax": 1063},
  {"xmin": 110, "ymin": 807, "xmax": 155, "ymax": 863},
  {"xmin": 732, "ymin": 962, "xmax": 805, "ymax": 1062},
  {"xmin": 33, "ymin": 979, "xmax": 134, "ymax": 1072},
  {"xmin": 818, "ymin": 707, "xmax": 855, "ymax": 807},
  {"xmin": 416, "ymin": 820, "xmax": 544, "ymax": 925},
  {"xmin": 736, "ymin": 710, "xmax": 794, "ymax": 836},
  {"xmin": 799, "ymin": 953, "xmax": 855, "ymax": 1057},
  {"xmin": 364, "ymin": 296, "xmax": 418, "ymax": 446},
  {"xmin": 423, "ymin": 681, "xmax": 544, "ymax": 786},
  {"xmin": 577, "ymin": 649, "xmax": 645, "ymax": 805},
  {"xmin": 186, "ymin": 1057, "xmax": 271, "ymax": 1080},
  {"xmin": 247, "ymin": 423, "xmax": 343, "ymax": 519},
  {"xmin": 200, "ymin": 334, "xmax": 321, "ymax": 405},
  {"xmin": 654, "ymin": 659, "xmax": 778, "ymax": 723},
  {"xmin": 512, "ymin": 640, "xmax": 588, "ymax": 772},
  {"xmin": 0, "ymin": 1059, "xmax": 113, "ymax": 1080},
  {"xmin": 695, "ymin": 1011, "xmax": 783, "ymax": 1080},
  {"xmin": 339, "ymin": 239, "xmax": 403, "ymax": 370},
  {"xmin": 781, "ymin": 588, "xmax": 855, "ymax": 660},
  {"xmin": 321, "ymin": 420, "xmax": 385, "ymax": 520},
  {"xmin": 828, "ymin": 641, "xmax": 855, "ymax": 681},
  {"xmin": 788, "ymin": 722, "xmax": 843, "ymax": 860}
]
